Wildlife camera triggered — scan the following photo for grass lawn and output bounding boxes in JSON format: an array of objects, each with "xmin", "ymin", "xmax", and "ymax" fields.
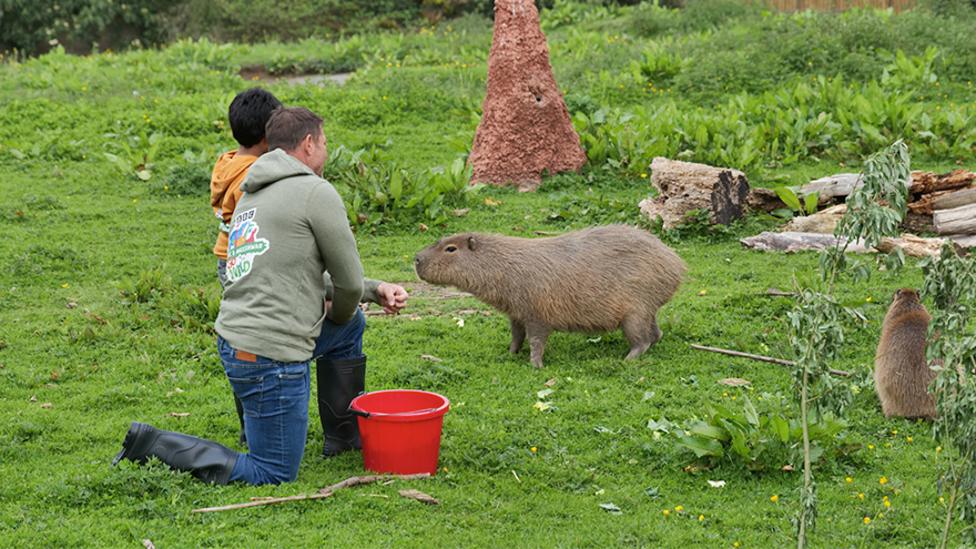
[{"xmin": 1, "ymin": 3, "xmax": 973, "ymax": 547}]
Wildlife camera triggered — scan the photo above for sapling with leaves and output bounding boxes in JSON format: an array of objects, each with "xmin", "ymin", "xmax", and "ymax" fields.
[
  {"xmin": 920, "ymin": 243, "xmax": 976, "ymax": 548},
  {"xmin": 788, "ymin": 140, "xmax": 911, "ymax": 549}
]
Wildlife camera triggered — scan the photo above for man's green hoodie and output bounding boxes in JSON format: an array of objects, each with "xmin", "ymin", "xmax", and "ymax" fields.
[{"xmin": 214, "ymin": 148, "xmax": 378, "ymax": 362}]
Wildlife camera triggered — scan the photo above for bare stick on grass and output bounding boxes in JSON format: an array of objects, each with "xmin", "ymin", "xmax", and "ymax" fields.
[{"xmin": 191, "ymin": 473, "xmax": 431, "ymax": 514}]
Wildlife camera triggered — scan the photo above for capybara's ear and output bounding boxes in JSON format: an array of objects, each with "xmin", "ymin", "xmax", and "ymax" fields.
[{"xmin": 468, "ymin": 236, "xmax": 477, "ymax": 251}]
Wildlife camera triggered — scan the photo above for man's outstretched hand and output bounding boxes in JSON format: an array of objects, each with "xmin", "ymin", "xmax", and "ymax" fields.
[{"xmin": 376, "ymin": 282, "xmax": 409, "ymax": 315}]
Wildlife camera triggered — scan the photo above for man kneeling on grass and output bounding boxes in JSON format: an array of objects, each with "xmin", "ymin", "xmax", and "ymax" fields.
[{"xmin": 114, "ymin": 107, "xmax": 408, "ymax": 485}]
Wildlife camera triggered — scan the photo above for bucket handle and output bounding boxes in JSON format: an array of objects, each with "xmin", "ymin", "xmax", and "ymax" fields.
[{"xmin": 349, "ymin": 407, "xmax": 440, "ymax": 419}]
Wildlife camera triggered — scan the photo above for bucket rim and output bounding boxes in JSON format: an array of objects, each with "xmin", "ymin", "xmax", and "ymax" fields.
[{"xmin": 350, "ymin": 389, "xmax": 450, "ymax": 420}]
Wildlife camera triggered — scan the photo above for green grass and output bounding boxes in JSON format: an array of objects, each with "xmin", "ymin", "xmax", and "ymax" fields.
[{"xmin": 1, "ymin": 3, "xmax": 974, "ymax": 547}]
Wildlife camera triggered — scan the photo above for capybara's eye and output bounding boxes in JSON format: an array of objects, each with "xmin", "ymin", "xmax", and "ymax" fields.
[{"xmin": 445, "ymin": 245, "xmax": 458, "ymax": 253}]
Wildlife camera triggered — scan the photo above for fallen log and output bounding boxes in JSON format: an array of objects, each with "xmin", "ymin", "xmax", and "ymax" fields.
[
  {"xmin": 949, "ymin": 234, "xmax": 976, "ymax": 249},
  {"xmin": 740, "ymin": 231, "xmax": 873, "ymax": 253},
  {"xmin": 932, "ymin": 187, "xmax": 976, "ymax": 211},
  {"xmin": 746, "ymin": 187, "xmax": 784, "ymax": 213},
  {"xmin": 640, "ymin": 157, "xmax": 750, "ymax": 229},
  {"xmin": 875, "ymin": 234, "xmax": 951, "ymax": 258},
  {"xmin": 783, "ymin": 204, "xmax": 846, "ymax": 234},
  {"xmin": 909, "ymin": 169, "xmax": 976, "ymax": 195},
  {"xmin": 934, "ymin": 203, "xmax": 976, "ymax": 235},
  {"xmin": 797, "ymin": 173, "xmax": 862, "ymax": 201}
]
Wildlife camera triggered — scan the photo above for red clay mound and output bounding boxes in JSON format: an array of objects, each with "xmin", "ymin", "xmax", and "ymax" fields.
[{"xmin": 469, "ymin": 0, "xmax": 587, "ymax": 191}]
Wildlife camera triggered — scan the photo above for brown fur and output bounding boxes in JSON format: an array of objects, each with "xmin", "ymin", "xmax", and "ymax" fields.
[
  {"xmin": 414, "ymin": 225, "xmax": 686, "ymax": 368},
  {"xmin": 874, "ymin": 288, "xmax": 937, "ymax": 420}
]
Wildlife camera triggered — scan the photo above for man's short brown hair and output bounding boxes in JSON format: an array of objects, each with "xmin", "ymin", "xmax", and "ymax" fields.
[{"xmin": 265, "ymin": 107, "xmax": 324, "ymax": 152}]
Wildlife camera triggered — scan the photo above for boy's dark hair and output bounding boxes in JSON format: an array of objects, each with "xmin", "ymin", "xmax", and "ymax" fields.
[
  {"xmin": 266, "ymin": 107, "xmax": 324, "ymax": 152},
  {"xmin": 228, "ymin": 88, "xmax": 282, "ymax": 148}
]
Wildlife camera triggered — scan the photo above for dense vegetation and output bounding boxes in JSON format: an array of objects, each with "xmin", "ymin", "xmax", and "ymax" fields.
[{"xmin": 1, "ymin": 1, "xmax": 974, "ymax": 546}]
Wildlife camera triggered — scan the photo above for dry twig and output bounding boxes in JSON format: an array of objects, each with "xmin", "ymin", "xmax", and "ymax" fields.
[
  {"xmin": 191, "ymin": 474, "xmax": 431, "ymax": 513},
  {"xmin": 690, "ymin": 344, "xmax": 851, "ymax": 377}
]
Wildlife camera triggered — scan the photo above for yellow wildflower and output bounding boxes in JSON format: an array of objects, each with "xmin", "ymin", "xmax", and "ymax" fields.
[
  {"xmin": 845, "ymin": 477, "xmax": 853, "ymax": 484},
  {"xmin": 879, "ymin": 476, "xmax": 888, "ymax": 485},
  {"xmin": 530, "ymin": 446, "xmax": 537, "ymax": 453},
  {"xmin": 675, "ymin": 505, "xmax": 684, "ymax": 512},
  {"xmin": 698, "ymin": 514, "xmax": 705, "ymax": 522},
  {"xmin": 858, "ymin": 493, "xmax": 865, "ymax": 500},
  {"xmin": 662, "ymin": 509, "xmax": 670, "ymax": 517},
  {"xmin": 863, "ymin": 516, "xmax": 871, "ymax": 525},
  {"xmin": 770, "ymin": 495, "xmax": 779, "ymax": 503}
]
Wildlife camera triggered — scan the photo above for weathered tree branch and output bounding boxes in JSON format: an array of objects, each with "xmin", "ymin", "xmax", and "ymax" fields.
[
  {"xmin": 690, "ymin": 344, "xmax": 851, "ymax": 377},
  {"xmin": 190, "ymin": 474, "xmax": 431, "ymax": 514}
]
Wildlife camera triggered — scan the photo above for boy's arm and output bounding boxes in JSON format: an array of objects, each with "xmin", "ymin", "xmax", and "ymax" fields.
[{"xmin": 307, "ymin": 184, "xmax": 364, "ymax": 324}]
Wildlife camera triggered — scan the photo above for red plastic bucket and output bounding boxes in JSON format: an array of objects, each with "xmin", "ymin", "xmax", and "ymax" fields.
[{"xmin": 349, "ymin": 389, "xmax": 450, "ymax": 475}]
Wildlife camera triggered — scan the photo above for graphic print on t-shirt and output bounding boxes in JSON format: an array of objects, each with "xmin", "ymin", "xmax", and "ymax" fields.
[{"xmin": 226, "ymin": 208, "xmax": 269, "ymax": 282}]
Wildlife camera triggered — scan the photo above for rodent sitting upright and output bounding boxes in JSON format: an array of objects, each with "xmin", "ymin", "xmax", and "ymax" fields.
[
  {"xmin": 414, "ymin": 225, "xmax": 686, "ymax": 368},
  {"xmin": 874, "ymin": 288, "xmax": 937, "ymax": 420}
]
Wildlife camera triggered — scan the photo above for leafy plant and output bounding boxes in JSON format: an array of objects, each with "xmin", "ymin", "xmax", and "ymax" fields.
[
  {"xmin": 103, "ymin": 127, "xmax": 164, "ymax": 181},
  {"xmin": 659, "ymin": 396, "xmax": 850, "ymax": 472},
  {"xmin": 325, "ymin": 145, "xmax": 476, "ymax": 229},
  {"xmin": 772, "ymin": 187, "xmax": 819, "ymax": 219},
  {"xmin": 920, "ymin": 243, "xmax": 976, "ymax": 548},
  {"xmin": 788, "ymin": 140, "xmax": 911, "ymax": 548}
]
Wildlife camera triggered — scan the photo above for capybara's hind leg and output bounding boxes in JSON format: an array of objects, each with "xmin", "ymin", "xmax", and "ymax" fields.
[
  {"xmin": 623, "ymin": 314, "xmax": 662, "ymax": 360},
  {"xmin": 509, "ymin": 318, "xmax": 526, "ymax": 354},
  {"xmin": 526, "ymin": 321, "xmax": 552, "ymax": 369}
]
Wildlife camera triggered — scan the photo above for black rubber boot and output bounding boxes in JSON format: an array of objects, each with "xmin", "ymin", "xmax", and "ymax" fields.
[
  {"xmin": 316, "ymin": 356, "xmax": 366, "ymax": 458},
  {"xmin": 233, "ymin": 393, "xmax": 247, "ymax": 447},
  {"xmin": 113, "ymin": 422, "xmax": 238, "ymax": 485}
]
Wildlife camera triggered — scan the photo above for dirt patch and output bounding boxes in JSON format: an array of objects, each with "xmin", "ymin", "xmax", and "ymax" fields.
[{"xmin": 239, "ymin": 65, "xmax": 352, "ymax": 86}]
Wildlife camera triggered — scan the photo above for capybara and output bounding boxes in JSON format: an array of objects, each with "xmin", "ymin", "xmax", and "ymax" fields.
[
  {"xmin": 874, "ymin": 288, "xmax": 937, "ymax": 420},
  {"xmin": 414, "ymin": 225, "xmax": 686, "ymax": 368}
]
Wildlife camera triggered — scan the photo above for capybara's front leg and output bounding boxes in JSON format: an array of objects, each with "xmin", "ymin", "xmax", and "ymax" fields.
[
  {"xmin": 509, "ymin": 318, "xmax": 526, "ymax": 354},
  {"xmin": 525, "ymin": 321, "xmax": 552, "ymax": 369}
]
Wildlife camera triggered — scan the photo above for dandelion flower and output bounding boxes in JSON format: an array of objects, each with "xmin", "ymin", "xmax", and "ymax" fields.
[
  {"xmin": 879, "ymin": 476, "xmax": 888, "ymax": 485},
  {"xmin": 675, "ymin": 505, "xmax": 684, "ymax": 512},
  {"xmin": 662, "ymin": 509, "xmax": 670, "ymax": 517},
  {"xmin": 868, "ymin": 444, "xmax": 875, "ymax": 450},
  {"xmin": 884, "ymin": 499, "xmax": 891, "ymax": 508},
  {"xmin": 770, "ymin": 495, "xmax": 779, "ymax": 503},
  {"xmin": 698, "ymin": 514, "xmax": 705, "ymax": 522},
  {"xmin": 906, "ymin": 436, "xmax": 913, "ymax": 443},
  {"xmin": 858, "ymin": 493, "xmax": 865, "ymax": 500},
  {"xmin": 845, "ymin": 477, "xmax": 853, "ymax": 484},
  {"xmin": 863, "ymin": 516, "xmax": 871, "ymax": 525},
  {"xmin": 530, "ymin": 447, "xmax": 537, "ymax": 453}
]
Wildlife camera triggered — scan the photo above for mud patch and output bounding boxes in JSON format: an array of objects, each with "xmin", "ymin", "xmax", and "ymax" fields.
[{"xmin": 239, "ymin": 65, "xmax": 353, "ymax": 86}]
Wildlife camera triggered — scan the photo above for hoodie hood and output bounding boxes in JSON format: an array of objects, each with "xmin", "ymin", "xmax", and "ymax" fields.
[
  {"xmin": 241, "ymin": 148, "xmax": 316, "ymax": 193},
  {"xmin": 210, "ymin": 151, "xmax": 258, "ymax": 210}
]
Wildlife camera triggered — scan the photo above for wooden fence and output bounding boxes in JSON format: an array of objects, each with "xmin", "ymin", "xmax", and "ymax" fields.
[{"xmin": 765, "ymin": 0, "xmax": 917, "ymax": 11}]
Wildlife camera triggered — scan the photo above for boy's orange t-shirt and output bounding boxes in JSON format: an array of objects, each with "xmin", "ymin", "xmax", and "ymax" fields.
[{"xmin": 210, "ymin": 151, "xmax": 258, "ymax": 259}]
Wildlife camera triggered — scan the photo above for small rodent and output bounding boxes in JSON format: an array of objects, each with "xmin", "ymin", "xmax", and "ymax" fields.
[
  {"xmin": 874, "ymin": 288, "xmax": 937, "ymax": 420},
  {"xmin": 414, "ymin": 225, "xmax": 686, "ymax": 368}
]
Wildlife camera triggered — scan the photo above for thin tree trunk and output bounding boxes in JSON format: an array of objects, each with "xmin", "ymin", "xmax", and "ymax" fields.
[{"xmin": 798, "ymin": 368, "xmax": 811, "ymax": 549}]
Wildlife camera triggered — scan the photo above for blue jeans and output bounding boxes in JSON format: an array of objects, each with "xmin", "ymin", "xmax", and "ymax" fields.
[{"xmin": 219, "ymin": 308, "xmax": 366, "ymax": 485}]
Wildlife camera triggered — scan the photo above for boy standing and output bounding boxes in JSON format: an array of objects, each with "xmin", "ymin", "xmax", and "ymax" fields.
[{"xmin": 211, "ymin": 88, "xmax": 282, "ymax": 288}]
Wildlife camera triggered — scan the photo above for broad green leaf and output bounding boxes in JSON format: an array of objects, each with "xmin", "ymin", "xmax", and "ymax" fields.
[{"xmin": 675, "ymin": 433, "xmax": 724, "ymax": 458}]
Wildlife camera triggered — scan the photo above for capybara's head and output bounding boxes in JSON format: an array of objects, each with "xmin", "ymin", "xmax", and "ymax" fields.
[
  {"xmin": 415, "ymin": 233, "xmax": 480, "ymax": 287},
  {"xmin": 893, "ymin": 288, "xmax": 920, "ymax": 304}
]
